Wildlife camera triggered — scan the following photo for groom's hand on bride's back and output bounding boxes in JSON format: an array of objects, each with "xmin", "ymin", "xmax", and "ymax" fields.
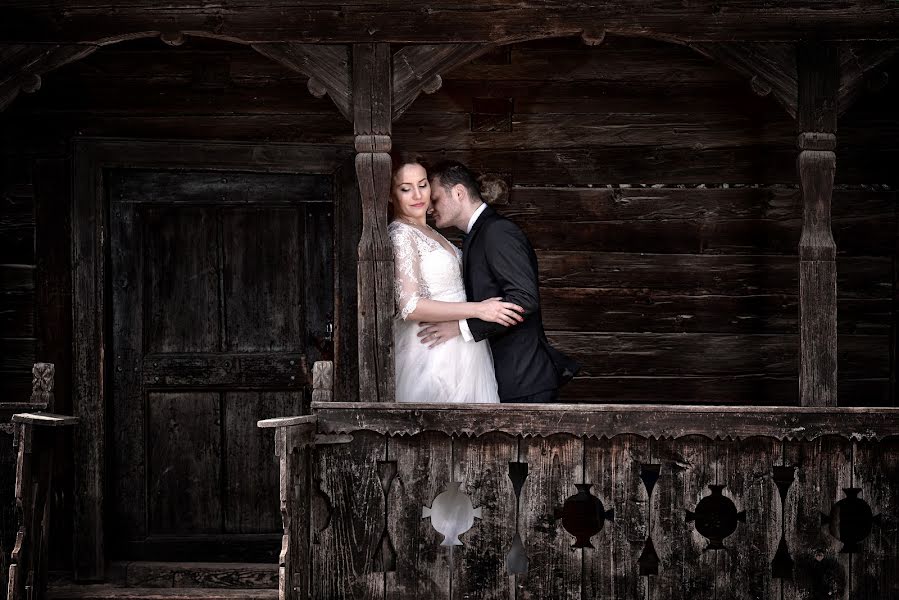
[{"xmin": 418, "ymin": 321, "xmax": 462, "ymax": 349}]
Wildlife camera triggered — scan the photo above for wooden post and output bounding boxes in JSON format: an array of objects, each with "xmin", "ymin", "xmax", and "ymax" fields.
[
  {"xmin": 312, "ymin": 361, "xmax": 334, "ymax": 403},
  {"xmin": 257, "ymin": 416, "xmax": 316, "ymax": 600},
  {"xmin": 7, "ymin": 365, "xmax": 78, "ymax": 600},
  {"xmin": 797, "ymin": 42, "xmax": 839, "ymax": 406},
  {"xmin": 353, "ymin": 43, "xmax": 395, "ymax": 403}
]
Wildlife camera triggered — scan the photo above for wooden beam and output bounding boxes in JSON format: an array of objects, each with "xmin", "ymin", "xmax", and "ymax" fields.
[
  {"xmin": 353, "ymin": 43, "xmax": 395, "ymax": 403},
  {"xmin": 392, "ymin": 43, "xmax": 493, "ymax": 120},
  {"xmin": 312, "ymin": 402, "xmax": 899, "ymax": 441},
  {"xmin": 837, "ymin": 41, "xmax": 899, "ymax": 116},
  {"xmin": 251, "ymin": 43, "xmax": 352, "ymax": 122},
  {"xmin": 797, "ymin": 42, "xmax": 839, "ymax": 407},
  {"xmin": 0, "ymin": 43, "xmax": 97, "ymax": 112},
  {"xmin": 3, "ymin": 2, "xmax": 899, "ymax": 44},
  {"xmin": 689, "ymin": 42, "xmax": 797, "ymax": 118}
]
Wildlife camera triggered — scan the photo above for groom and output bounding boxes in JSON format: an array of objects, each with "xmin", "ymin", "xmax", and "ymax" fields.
[{"xmin": 418, "ymin": 160, "xmax": 579, "ymax": 403}]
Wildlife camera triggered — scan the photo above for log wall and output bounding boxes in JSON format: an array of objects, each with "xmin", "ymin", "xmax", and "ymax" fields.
[{"xmin": 394, "ymin": 36, "xmax": 898, "ymax": 405}]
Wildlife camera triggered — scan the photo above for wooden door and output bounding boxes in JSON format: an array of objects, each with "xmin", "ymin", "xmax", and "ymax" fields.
[{"xmin": 107, "ymin": 168, "xmax": 333, "ymax": 561}]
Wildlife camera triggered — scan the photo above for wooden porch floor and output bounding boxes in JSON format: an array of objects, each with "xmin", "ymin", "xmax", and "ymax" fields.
[{"xmin": 48, "ymin": 563, "xmax": 278, "ymax": 600}]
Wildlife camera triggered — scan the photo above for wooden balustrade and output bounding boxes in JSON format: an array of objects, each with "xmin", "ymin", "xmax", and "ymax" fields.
[
  {"xmin": 6, "ymin": 364, "xmax": 77, "ymax": 600},
  {"xmin": 262, "ymin": 365, "xmax": 899, "ymax": 600}
]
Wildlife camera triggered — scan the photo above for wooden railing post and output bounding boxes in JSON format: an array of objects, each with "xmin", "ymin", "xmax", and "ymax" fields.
[
  {"xmin": 6, "ymin": 364, "xmax": 77, "ymax": 600},
  {"xmin": 312, "ymin": 361, "xmax": 334, "ymax": 403},
  {"xmin": 353, "ymin": 42, "xmax": 395, "ymax": 403},
  {"xmin": 797, "ymin": 42, "xmax": 839, "ymax": 406},
  {"xmin": 258, "ymin": 415, "xmax": 317, "ymax": 600}
]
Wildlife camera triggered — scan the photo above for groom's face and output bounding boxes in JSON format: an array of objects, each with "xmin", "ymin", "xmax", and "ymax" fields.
[{"xmin": 430, "ymin": 177, "xmax": 462, "ymax": 230}]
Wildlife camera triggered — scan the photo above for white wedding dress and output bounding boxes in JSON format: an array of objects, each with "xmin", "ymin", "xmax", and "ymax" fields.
[{"xmin": 388, "ymin": 221, "xmax": 500, "ymax": 404}]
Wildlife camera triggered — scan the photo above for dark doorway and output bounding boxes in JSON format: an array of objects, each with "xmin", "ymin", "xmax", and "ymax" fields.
[{"xmin": 106, "ymin": 168, "xmax": 333, "ymax": 561}]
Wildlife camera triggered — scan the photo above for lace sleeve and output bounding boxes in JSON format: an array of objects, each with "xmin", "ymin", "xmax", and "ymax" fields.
[{"xmin": 389, "ymin": 224, "xmax": 428, "ymax": 321}]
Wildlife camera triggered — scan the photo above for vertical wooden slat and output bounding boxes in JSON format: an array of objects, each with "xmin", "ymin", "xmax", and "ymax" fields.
[
  {"xmin": 313, "ymin": 430, "xmax": 386, "ymax": 599},
  {"xmin": 108, "ymin": 198, "xmax": 146, "ymax": 545},
  {"xmin": 333, "ymin": 161, "xmax": 361, "ymax": 403},
  {"xmin": 517, "ymin": 434, "xmax": 583, "ymax": 600},
  {"xmin": 33, "ymin": 158, "xmax": 71, "ymax": 414},
  {"xmin": 648, "ymin": 435, "xmax": 716, "ymax": 600},
  {"xmin": 225, "ymin": 391, "xmax": 302, "ymax": 533},
  {"xmin": 33, "ymin": 157, "xmax": 73, "ymax": 574},
  {"xmin": 797, "ymin": 41, "xmax": 839, "ymax": 407},
  {"xmin": 583, "ymin": 434, "xmax": 651, "ymax": 600},
  {"xmin": 783, "ymin": 436, "xmax": 852, "ymax": 600},
  {"xmin": 275, "ymin": 425, "xmax": 312, "ymax": 600},
  {"xmin": 304, "ymin": 202, "xmax": 334, "ymax": 375},
  {"xmin": 353, "ymin": 42, "xmax": 394, "ymax": 403},
  {"xmin": 72, "ymin": 143, "xmax": 104, "ymax": 580},
  {"xmin": 451, "ymin": 432, "xmax": 518, "ymax": 600},
  {"xmin": 714, "ymin": 437, "xmax": 781, "ymax": 600},
  {"xmin": 386, "ymin": 432, "xmax": 452, "ymax": 600},
  {"xmin": 850, "ymin": 437, "xmax": 899, "ymax": 599}
]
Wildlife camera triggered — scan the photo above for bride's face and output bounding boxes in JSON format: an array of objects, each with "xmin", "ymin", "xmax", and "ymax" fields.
[{"xmin": 391, "ymin": 164, "xmax": 431, "ymax": 221}]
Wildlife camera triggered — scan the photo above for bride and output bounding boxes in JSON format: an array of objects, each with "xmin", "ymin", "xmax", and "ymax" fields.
[{"xmin": 388, "ymin": 154, "xmax": 524, "ymax": 404}]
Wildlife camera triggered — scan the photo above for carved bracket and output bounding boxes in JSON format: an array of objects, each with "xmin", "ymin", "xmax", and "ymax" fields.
[
  {"xmin": 690, "ymin": 41, "xmax": 899, "ymax": 121},
  {"xmin": 252, "ymin": 43, "xmax": 353, "ymax": 122},
  {"xmin": 0, "ymin": 44, "xmax": 97, "ymax": 112},
  {"xmin": 392, "ymin": 43, "xmax": 494, "ymax": 120},
  {"xmin": 689, "ymin": 42, "xmax": 798, "ymax": 119},
  {"xmin": 837, "ymin": 42, "xmax": 899, "ymax": 116}
]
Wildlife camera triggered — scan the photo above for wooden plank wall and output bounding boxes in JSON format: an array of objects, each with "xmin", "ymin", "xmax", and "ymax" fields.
[
  {"xmin": 1, "ymin": 36, "xmax": 896, "ymax": 409},
  {"xmin": 392, "ymin": 36, "xmax": 899, "ymax": 405}
]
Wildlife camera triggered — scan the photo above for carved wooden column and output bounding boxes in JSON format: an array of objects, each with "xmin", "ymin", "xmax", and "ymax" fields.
[
  {"xmin": 797, "ymin": 42, "xmax": 839, "ymax": 406},
  {"xmin": 353, "ymin": 43, "xmax": 395, "ymax": 402}
]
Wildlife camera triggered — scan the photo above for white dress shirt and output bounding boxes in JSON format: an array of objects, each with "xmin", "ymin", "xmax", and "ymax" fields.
[{"xmin": 459, "ymin": 203, "xmax": 488, "ymax": 342}]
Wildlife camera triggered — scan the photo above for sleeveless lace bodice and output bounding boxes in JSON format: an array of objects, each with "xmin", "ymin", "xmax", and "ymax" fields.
[{"xmin": 388, "ymin": 220, "xmax": 464, "ymax": 320}]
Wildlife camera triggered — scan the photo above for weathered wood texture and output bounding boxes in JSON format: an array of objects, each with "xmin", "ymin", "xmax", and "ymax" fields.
[
  {"xmin": 3, "ymin": 2, "xmax": 899, "ymax": 43},
  {"xmin": 1, "ymin": 36, "xmax": 897, "ymax": 414},
  {"xmin": 353, "ymin": 42, "xmax": 395, "ymax": 403},
  {"xmin": 797, "ymin": 43, "xmax": 839, "ymax": 407},
  {"xmin": 278, "ymin": 406, "xmax": 899, "ymax": 599},
  {"xmin": 6, "ymin": 405, "xmax": 77, "ymax": 600},
  {"xmin": 314, "ymin": 402, "xmax": 899, "ymax": 441},
  {"xmin": 67, "ymin": 139, "xmax": 344, "ymax": 578}
]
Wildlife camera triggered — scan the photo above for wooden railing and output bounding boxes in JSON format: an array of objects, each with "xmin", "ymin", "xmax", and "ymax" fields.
[
  {"xmin": 6, "ymin": 364, "xmax": 77, "ymax": 600},
  {"xmin": 261, "ymin": 361, "xmax": 899, "ymax": 599}
]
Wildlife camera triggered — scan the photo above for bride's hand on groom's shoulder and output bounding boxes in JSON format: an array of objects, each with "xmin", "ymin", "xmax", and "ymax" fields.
[
  {"xmin": 477, "ymin": 297, "xmax": 525, "ymax": 327},
  {"xmin": 418, "ymin": 321, "xmax": 461, "ymax": 349}
]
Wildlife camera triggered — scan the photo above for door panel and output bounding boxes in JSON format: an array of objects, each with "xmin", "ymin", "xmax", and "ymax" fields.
[
  {"xmin": 147, "ymin": 391, "xmax": 223, "ymax": 535},
  {"xmin": 145, "ymin": 207, "xmax": 220, "ymax": 353},
  {"xmin": 108, "ymin": 168, "xmax": 332, "ymax": 560},
  {"xmin": 222, "ymin": 209, "xmax": 304, "ymax": 352}
]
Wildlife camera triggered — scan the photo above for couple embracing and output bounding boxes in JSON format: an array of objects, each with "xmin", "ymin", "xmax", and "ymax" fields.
[{"xmin": 389, "ymin": 156, "xmax": 579, "ymax": 404}]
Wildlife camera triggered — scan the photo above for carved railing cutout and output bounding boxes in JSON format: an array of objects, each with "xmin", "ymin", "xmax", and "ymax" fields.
[
  {"xmin": 506, "ymin": 461, "xmax": 529, "ymax": 575},
  {"xmin": 310, "ymin": 475, "xmax": 332, "ymax": 545},
  {"xmin": 772, "ymin": 465, "xmax": 796, "ymax": 578},
  {"xmin": 556, "ymin": 483, "xmax": 614, "ymax": 549},
  {"xmin": 686, "ymin": 485, "xmax": 745, "ymax": 550},
  {"xmin": 638, "ymin": 463, "xmax": 661, "ymax": 576},
  {"xmin": 822, "ymin": 488, "xmax": 875, "ymax": 553},
  {"xmin": 374, "ymin": 460, "xmax": 398, "ymax": 572},
  {"xmin": 422, "ymin": 482, "xmax": 482, "ymax": 547}
]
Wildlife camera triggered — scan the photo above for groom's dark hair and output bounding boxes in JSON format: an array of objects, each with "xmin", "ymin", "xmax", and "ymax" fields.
[{"xmin": 429, "ymin": 160, "xmax": 482, "ymax": 203}]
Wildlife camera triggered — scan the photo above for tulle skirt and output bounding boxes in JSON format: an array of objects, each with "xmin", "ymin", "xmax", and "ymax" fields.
[{"xmin": 395, "ymin": 304, "xmax": 500, "ymax": 404}]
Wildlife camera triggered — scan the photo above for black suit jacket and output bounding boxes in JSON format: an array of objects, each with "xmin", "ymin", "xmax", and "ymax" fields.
[{"xmin": 462, "ymin": 206, "xmax": 579, "ymax": 401}]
